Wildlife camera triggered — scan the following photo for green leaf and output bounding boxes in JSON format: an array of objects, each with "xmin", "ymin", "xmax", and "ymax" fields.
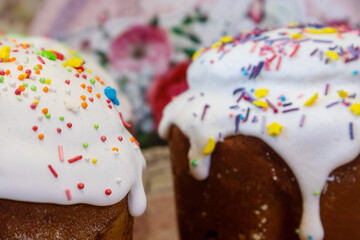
[
  {"xmin": 171, "ymin": 26, "xmax": 185, "ymax": 35},
  {"xmin": 187, "ymin": 33, "xmax": 201, "ymax": 44},
  {"xmin": 183, "ymin": 48, "xmax": 197, "ymax": 58}
]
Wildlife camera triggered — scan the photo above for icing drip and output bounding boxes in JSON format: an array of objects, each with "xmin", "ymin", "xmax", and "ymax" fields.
[
  {"xmin": 0, "ymin": 37, "xmax": 146, "ymax": 216},
  {"xmin": 159, "ymin": 26, "xmax": 360, "ymax": 239}
]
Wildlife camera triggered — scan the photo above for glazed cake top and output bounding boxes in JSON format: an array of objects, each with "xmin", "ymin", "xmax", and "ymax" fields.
[
  {"xmin": 0, "ymin": 36, "xmax": 146, "ymax": 216},
  {"xmin": 159, "ymin": 24, "xmax": 360, "ymax": 239}
]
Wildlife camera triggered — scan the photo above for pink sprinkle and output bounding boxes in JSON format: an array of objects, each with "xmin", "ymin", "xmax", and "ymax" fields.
[
  {"xmin": 250, "ymin": 42, "xmax": 259, "ymax": 53},
  {"xmin": 37, "ymin": 56, "xmax": 45, "ymax": 64},
  {"xmin": 289, "ymin": 44, "xmax": 300, "ymax": 58},
  {"xmin": 58, "ymin": 145, "xmax": 64, "ymax": 162},
  {"xmin": 275, "ymin": 56, "xmax": 282, "ymax": 70},
  {"xmin": 48, "ymin": 165, "xmax": 58, "ymax": 178},
  {"xmin": 65, "ymin": 189, "xmax": 72, "ymax": 201},
  {"xmin": 297, "ymin": 94, "xmax": 304, "ymax": 99}
]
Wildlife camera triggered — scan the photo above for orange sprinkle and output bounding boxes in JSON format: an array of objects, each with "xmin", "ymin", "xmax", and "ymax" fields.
[
  {"xmin": 42, "ymin": 108, "xmax": 48, "ymax": 114},
  {"xmin": 5, "ymin": 69, "xmax": 10, "ymax": 75},
  {"xmin": 43, "ymin": 86, "xmax": 49, "ymax": 93},
  {"xmin": 37, "ymin": 64, "xmax": 43, "ymax": 70},
  {"xmin": 77, "ymin": 69, "xmax": 83, "ymax": 73},
  {"xmin": 80, "ymin": 83, "xmax": 86, "ymax": 89},
  {"xmin": 38, "ymin": 134, "xmax": 44, "ymax": 140},
  {"xmin": 35, "ymin": 70, "xmax": 40, "ymax": 75},
  {"xmin": 17, "ymin": 65, "xmax": 23, "ymax": 71},
  {"xmin": 81, "ymin": 102, "xmax": 88, "ymax": 109},
  {"xmin": 9, "ymin": 57, "xmax": 16, "ymax": 62},
  {"xmin": 112, "ymin": 147, "xmax": 119, "ymax": 152},
  {"xmin": 12, "ymin": 39, "xmax": 17, "ymax": 43},
  {"xmin": 95, "ymin": 76, "xmax": 100, "ymax": 81},
  {"xmin": 18, "ymin": 74, "xmax": 24, "ymax": 81},
  {"xmin": 22, "ymin": 44, "xmax": 28, "ymax": 49},
  {"xmin": 130, "ymin": 137, "xmax": 135, "ymax": 142},
  {"xmin": 18, "ymin": 85, "xmax": 25, "ymax": 91},
  {"xmin": 100, "ymin": 81, "xmax": 105, "ymax": 85},
  {"xmin": 14, "ymin": 44, "xmax": 19, "ymax": 47},
  {"xmin": 96, "ymin": 93, "xmax": 101, "ymax": 99},
  {"xmin": 80, "ymin": 95, "xmax": 86, "ymax": 101},
  {"xmin": 87, "ymin": 88, "xmax": 92, "ymax": 93}
]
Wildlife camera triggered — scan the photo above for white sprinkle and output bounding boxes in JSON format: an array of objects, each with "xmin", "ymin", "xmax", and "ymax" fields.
[
  {"xmin": 9, "ymin": 81, "xmax": 16, "ymax": 87},
  {"xmin": 115, "ymin": 178, "xmax": 122, "ymax": 184}
]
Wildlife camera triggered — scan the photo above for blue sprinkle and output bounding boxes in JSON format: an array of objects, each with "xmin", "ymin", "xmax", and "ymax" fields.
[
  {"xmin": 239, "ymin": 115, "xmax": 244, "ymax": 120},
  {"xmin": 104, "ymin": 87, "xmax": 119, "ymax": 106},
  {"xmin": 250, "ymin": 88, "xmax": 254, "ymax": 92},
  {"xmin": 353, "ymin": 70, "xmax": 358, "ymax": 75},
  {"xmin": 309, "ymin": 235, "xmax": 313, "ymax": 240},
  {"xmin": 280, "ymin": 96, "xmax": 286, "ymax": 101}
]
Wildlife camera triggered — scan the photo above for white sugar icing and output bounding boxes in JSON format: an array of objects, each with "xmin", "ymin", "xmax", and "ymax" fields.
[
  {"xmin": 0, "ymin": 37, "xmax": 146, "ymax": 216},
  {"xmin": 14, "ymin": 35, "xmax": 134, "ymax": 122},
  {"xmin": 159, "ymin": 26, "xmax": 360, "ymax": 239}
]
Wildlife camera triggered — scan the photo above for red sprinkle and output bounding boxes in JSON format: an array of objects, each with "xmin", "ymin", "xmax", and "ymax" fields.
[
  {"xmin": 57, "ymin": 128, "xmax": 62, "ymax": 133},
  {"xmin": 289, "ymin": 44, "xmax": 300, "ymax": 58},
  {"xmin": 118, "ymin": 136, "xmax": 123, "ymax": 142},
  {"xmin": 37, "ymin": 56, "xmax": 45, "ymax": 64},
  {"xmin": 32, "ymin": 126, "xmax": 38, "ymax": 131},
  {"xmin": 68, "ymin": 155, "xmax": 83, "ymax": 163},
  {"xmin": 108, "ymin": 104, "xmax": 112, "ymax": 109},
  {"xmin": 65, "ymin": 80, "xmax": 70, "ymax": 85},
  {"xmin": 30, "ymin": 103, "xmax": 37, "ymax": 109},
  {"xmin": 119, "ymin": 112, "xmax": 132, "ymax": 128},
  {"xmin": 77, "ymin": 183, "xmax": 85, "ymax": 189},
  {"xmin": 14, "ymin": 89, "xmax": 21, "ymax": 95},
  {"xmin": 101, "ymin": 136, "xmax": 107, "ymax": 142},
  {"xmin": 48, "ymin": 165, "xmax": 58, "ymax": 178},
  {"xmin": 82, "ymin": 74, "xmax": 87, "ymax": 79},
  {"xmin": 67, "ymin": 123, "xmax": 72, "ymax": 128},
  {"xmin": 65, "ymin": 189, "xmax": 72, "ymax": 201},
  {"xmin": 58, "ymin": 145, "xmax": 64, "ymax": 162},
  {"xmin": 105, "ymin": 189, "xmax": 112, "ymax": 195},
  {"xmin": 106, "ymin": 99, "xmax": 111, "ymax": 104},
  {"xmin": 89, "ymin": 97, "xmax": 94, "ymax": 102}
]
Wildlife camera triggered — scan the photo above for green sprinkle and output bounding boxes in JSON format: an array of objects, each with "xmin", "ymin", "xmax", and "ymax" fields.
[
  {"xmin": 67, "ymin": 68, "xmax": 72, "ymax": 72},
  {"xmin": 83, "ymin": 142, "xmax": 89, "ymax": 148},
  {"xmin": 45, "ymin": 113, "xmax": 51, "ymax": 119},
  {"xmin": 0, "ymin": 76, "xmax": 4, "ymax": 83},
  {"xmin": 23, "ymin": 83, "xmax": 28, "ymax": 87},
  {"xmin": 16, "ymin": 96, "xmax": 22, "ymax": 101},
  {"xmin": 41, "ymin": 50, "xmax": 57, "ymax": 61},
  {"xmin": 39, "ymin": 77, "xmax": 45, "ymax": 84},
  {"xmin": 24, "ymin": 57, "xmax": 29, "ymax": 63},
  {"xmin": 33, "ymin": 66, "xmax": 39, "ymax": 71},
  {"xmin": 59, "ymin": 116, "xmax": 65, "ymax": 121},
  {"xmin": 93, "ymin": 123, "xmax": 99, "ymax": 129},
  {"xmin": 89, "ymin": 78, "xmax": 96, "ymax": 85},
  {"xmin": 295, "ymin": 229, "xmax": 300, "ymax": 234},
  {"xmin": 191, "ymin": 159, "xmax": 198, "ymax": 167},
  {"xmin": 313, "ymin": 190, "xmax": 320, "ymax": 196},
  {"xmin": 34, "ymin": 51, "xmax": 40, "ymax": 56},
  {"xmin": 30, "ymin": 85, "xmax": 37, "ymax": 91}
]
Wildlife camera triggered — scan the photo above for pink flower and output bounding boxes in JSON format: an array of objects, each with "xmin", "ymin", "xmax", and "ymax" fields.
[
  {"xmin": 108, "ymin": 25, "xmax": 172, "ymax": 75},
  {"xmin": 147, "ymin": 61, "xmax": 190, "ymax": 129}
]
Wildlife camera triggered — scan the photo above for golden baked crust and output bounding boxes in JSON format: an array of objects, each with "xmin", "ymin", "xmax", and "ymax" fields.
[
  {"xmin": 0, "ymin": 197, "xmax": 133, "ymax": 240},
  {"xmin": 168, "ymin": 125, "xmax": 360, "ymax": 240}
]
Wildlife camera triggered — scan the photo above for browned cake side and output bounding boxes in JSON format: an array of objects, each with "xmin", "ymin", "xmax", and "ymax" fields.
[
  {"xmin": 168, "ymin": 125, "xmax": 360, "ymax": 240},
  {"xmin": 0, "ymin": 197, "xmax": 133, "ymax": 240}
]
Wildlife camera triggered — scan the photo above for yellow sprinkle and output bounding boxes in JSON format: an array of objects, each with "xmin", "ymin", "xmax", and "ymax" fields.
[
  {"xmin": 304, "ymin": 93, "xmax": 318, "ymax": 107},
  {"xmin": 192, "ymin": 48, "xmax": 205, "ymax": 61},
  {"xmin": 322, "ymin": 27, "xmax": 338, "ymax": 34},
  {"xmin": 253, "ymin": 100, "xmax": 269, "ymax": 108},
  {"xmin": 91, "ymin": 158, "xmax": 97, "ymax": 164},
  {"xmin": 33, "ymin": 99, "xmax": 39, "ymax": 105},
  {"xmin": 350, "ymin": 103, "xmax": 360, "ymax": 115},
  {"xmin": 288, "ymin": 22, "xmax": 299, "ymax": 27},
  {"xmin": 61, "ymin": 62, "xmax": 67, "ymax": 67},
  {"xmin": 45, "ymin": 79, "xmax": 51, "ymax": 85},
  {"xmin": 203, "ymin": 137, "xmax": 215, "ymax": 155},
  {"xmin": 338, "ymin": 90, "xmax": 348, "ymax": 98},
  {"xmin": 87, "ymin": 69, "xmax": 92, "ymax": 73},
  {"xmin": 305, "ymin": 27, "xmax": 337, "ymax": 34},
  {"xmin": 267, "ymin": 122, "xmax": 283, "ymax": 136},
  {"xmin": 65, "ymin": 58, "xmax": 83, "ymax": 68},
  {"xmin": 221, "ymin": 36, "xmax": 233, "ymax": 43},
  {"xmin": 254, "ymin": 89, "xmax": 268, "ymax": 98},
  {"xmin": 211, "ymin": 41, "xmax": 222, "ymax": 49},
  {"xmin": 325, "ymin": 51, "xmax": 339, "ymax": 60},
  {"xmin": 0, "ymin": 46, "xmax": 10, "ymax": 62},
  {"xmin": 290, "ymin": 33, "xmax": 303, "ymax": 39}
]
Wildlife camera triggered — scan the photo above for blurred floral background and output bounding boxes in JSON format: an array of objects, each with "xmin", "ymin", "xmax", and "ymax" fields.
[
  {"xmin": 2, "ymin": 0, "xmax": 360, "ymax": 239},
  {"xmin": 3, "ymin": 0, "xmax": 360, "ymax": 148}
]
